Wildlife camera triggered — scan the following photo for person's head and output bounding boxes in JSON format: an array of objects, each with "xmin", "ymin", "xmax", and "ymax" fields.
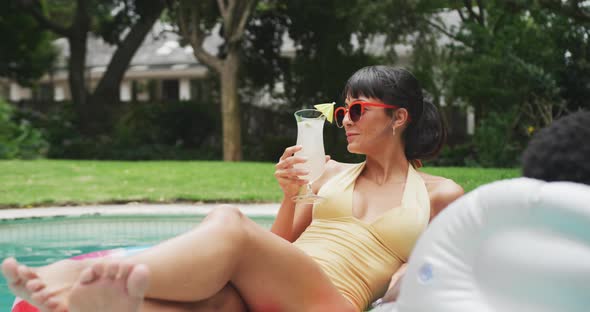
[
  {"xmin": 522, "ymin": 111, "xmax": 590, "ymax": 185},
  {"xmin": 339, "ymin": 65, "xmax": 446, "ymax": 161}
]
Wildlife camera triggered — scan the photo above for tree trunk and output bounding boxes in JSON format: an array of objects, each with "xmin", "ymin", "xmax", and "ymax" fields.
[
  {"xmin": 88, "ymin": 0, "xmax": 166, "ymax": 133},
  {"xmin": 68, "ymin": 33, "xmax": 88, "ymax": 109},
  {"xmin": 220, "ymin": 52, "xmax": 242, "ymax": 161},
  {"xmin": 177, "ymin": 0, "xmax": 256, "ymax": 161},
  {"xmin": 69, "ymin": 0, "xmax": 97, "ymax": 135}
]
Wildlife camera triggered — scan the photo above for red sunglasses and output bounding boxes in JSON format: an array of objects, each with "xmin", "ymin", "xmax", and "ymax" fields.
[{"xmin": 334, "ymin": 101, "xmax": 403, "ymax": 128}]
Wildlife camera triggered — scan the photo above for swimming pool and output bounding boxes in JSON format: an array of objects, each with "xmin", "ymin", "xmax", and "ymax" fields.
[{"xmin": 0, "ymin": 210, "xmax": 275, "ymax": 311}]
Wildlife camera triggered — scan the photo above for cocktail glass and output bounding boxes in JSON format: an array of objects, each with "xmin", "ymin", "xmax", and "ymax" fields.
[{"xmin": 292, "ymin": 109, "xmax": 326, "ymax": 203}]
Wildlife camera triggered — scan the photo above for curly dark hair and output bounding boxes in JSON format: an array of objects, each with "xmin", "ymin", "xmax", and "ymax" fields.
[{"xmin": 522, "ymin": 111, "xmax": 590, "ymax": 185}]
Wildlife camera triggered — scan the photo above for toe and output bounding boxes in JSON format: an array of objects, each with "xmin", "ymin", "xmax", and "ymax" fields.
[
  {"xmin": 30, "ymin": 288, "xmax": 51, "ymax": 305},
  {"xmin": 91, "ymin": 262, "xmax": 105, "ymax": 277},
  {"xmin": 106, "ymin": 262, "xmax": 119, "ymax": 280},
  {"xmin": 45, "ymin": 297, "xmax": 59, "ymax": 310},
  {"xmin": 79, "ymin": 267, "xmax": 99, "ymax": 285},
  {"xmin": 46, "ymin": 297, "xmax": 68, "ymax": 312},
  {"xmin": 117, "ymin": 262, "xmax": 133, "ymax": 280},
  {"xmin": 127, "ymin": 264, "xmax": 150, "ymax": 298},
  {"xmin": 18, "ymin": 265, "xmax": 37, "ymax": 280},
  {"xmin": 25, "ymin": 279, "xmax": 46, "ymax": 292},
  {"xmin": 1, "ymin": 258, "xmax": 20, "ymax": 281}
]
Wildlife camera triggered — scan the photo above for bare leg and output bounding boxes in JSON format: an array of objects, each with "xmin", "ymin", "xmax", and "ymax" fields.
[
  {"xmin": 124, "ymin": 205, "xmax": 354, "ymax": 311},
  {"xmin": 2, "ymin": 258, "xmax": 246, "ymax": 312},
  {"xmin": 141, "ymin": 284, "xmax": 247, "ymax": 312},
  {"xmin": 69, "ymin": 262, "xmax": 247, "ymax": 312},
  {"xmin": 3, "ymin": 205, "xmax": 354, "ymax": 312}
]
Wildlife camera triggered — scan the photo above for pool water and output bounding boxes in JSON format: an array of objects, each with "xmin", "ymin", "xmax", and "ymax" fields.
[{"xmin": 0, "ymin": 214, "xmax": 274, "ymax": 311}]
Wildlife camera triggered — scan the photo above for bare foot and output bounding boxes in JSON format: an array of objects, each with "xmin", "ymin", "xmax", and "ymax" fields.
[
  {"xmin": 69, "ymin": 261, "xmax": 150, "ymax": 312},
  {"xmin": 2, "ymin": 258, "xmax": 62, "ymax": 311},
  {"xmin": 2, "ymin": 257, "xmax": 90, "ymax": 312}
]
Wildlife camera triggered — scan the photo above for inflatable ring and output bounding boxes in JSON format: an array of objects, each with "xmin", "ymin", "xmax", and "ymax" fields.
[
  {"xmin": 396, "ymin": 178, "xmax": 590, "ymax": 312},
  {"xmin": 11, "ymin": 246, "xmax": 149, "ymax": 312}
]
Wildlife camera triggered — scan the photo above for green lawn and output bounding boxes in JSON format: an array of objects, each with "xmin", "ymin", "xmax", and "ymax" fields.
[{"xmin": 0, "ymin": 160, "xmax": 520, "ymax": 208}]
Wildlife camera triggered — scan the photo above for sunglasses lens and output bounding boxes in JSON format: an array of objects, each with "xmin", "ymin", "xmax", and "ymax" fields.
[
  {"xmin": 350, "ymin": 104, "xmax": 362, "ymax": 122},
  {"xmin": 335, "ymin": 109, "xmax": 345, "ymax": 127}
]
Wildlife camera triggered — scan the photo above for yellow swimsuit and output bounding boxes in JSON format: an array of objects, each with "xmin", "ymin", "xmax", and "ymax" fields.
[{"xmin": 293, "ymin": 162, "xmax": 431, "ymax": 310}]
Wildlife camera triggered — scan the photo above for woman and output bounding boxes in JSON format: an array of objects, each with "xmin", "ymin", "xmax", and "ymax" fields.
[{"xmin": 2, "ymin": 66, "xmax": 464, "ymax": 312}]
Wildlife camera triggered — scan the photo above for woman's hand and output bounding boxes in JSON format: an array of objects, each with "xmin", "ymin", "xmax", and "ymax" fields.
[{"xmin": 274, "ymin": 145, "xmax": 310, "ymax": 199}]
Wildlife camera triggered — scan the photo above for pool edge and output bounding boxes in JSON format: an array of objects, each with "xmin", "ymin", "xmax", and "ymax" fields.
[{"xmin": 0, "ymin": 203, "xmax": 279, "ymax": 221}]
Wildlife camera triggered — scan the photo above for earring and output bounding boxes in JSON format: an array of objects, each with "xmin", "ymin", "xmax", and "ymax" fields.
[{"xmin": 392, "ymin": 127, "xmax": 396, "ymax": 137}]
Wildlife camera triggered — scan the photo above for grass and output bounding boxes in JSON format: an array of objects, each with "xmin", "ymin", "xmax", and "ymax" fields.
[{"xmin": 0, "ymin": 160, "xmax": 520, "ymax": 208}]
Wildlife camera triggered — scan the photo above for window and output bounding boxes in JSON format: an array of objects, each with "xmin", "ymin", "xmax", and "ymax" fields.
[
  {"xmin": 161, "ymin": 79, "xmax": 179, "ymax": 101},
  {"xmin": 33, "ymin": 83, "xmax": 54, "ymax": 101}
]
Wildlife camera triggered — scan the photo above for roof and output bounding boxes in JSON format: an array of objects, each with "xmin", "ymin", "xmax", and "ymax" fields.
[
  {"xmin": 53, "ymin": 22, "xmax": 220, "ymax": 70},
  {"xmin": 50, "ymin": 12, "xmax": 461, "ymax": 72}
]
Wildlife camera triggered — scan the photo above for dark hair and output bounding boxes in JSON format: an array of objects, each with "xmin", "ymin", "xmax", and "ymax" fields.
[
  {"xmin": 522, "ymin": 111, "xmax": 590, "ymax": 185},
  {"xmin": 342, "ymin": 65, "xmax": 447, "ymax": 160}
]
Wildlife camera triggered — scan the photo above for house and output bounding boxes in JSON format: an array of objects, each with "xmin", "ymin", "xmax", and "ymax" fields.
[
  {"xmin": 2, "ymin": 12, "xmax": 473, "ymax": 133},
  {"xmin": 1, "ymin": 20, "xmax": 410, "ymax": 104},
  {"xmin": 4, "ymin": 23, "xmax": 224, "ymax": 103}
]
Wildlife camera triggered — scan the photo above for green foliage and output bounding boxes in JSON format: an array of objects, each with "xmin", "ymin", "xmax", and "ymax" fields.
[
  {"xmin": 94, "ymin": 0, "xmax": 171, "ymax": 45},
  {"xmin": 0, "ymin": 99, "xmax": 48, "ymax": 159},
  {"xmin": 241, "ymin": 2, "xmax": 290, "ymax": 90},
  {"xmin": 240, "ymin": 0, "xmax": 386, "ymax": 108},
  {"xmin": 111, "ymin": 101, "xmax": 222, "ymax": 159},
  {"xmin": 10, "ymin": 0, "xmax": 590, "ymax": 166},
  {"xmin": 446, "ymin": 3, "xmax": 568, "ymax": 121},
  {"xmin": 12, "ymin": 100, "xmax": 365, "ymax": 163},
  {"xmin": 472, "ymin": 111, "xmax": 522, "ymax": 168},
  {"xmin": 427, "ymin": 143, "xmax": 476, "ymax": 167},
  {"xmin": 14, "ymin": 101, "xmax": 222, "ymax": 160},
  {"xmin": 281, "ymin": 0, "xmax": 383, "ymax": 107},
  {"xmin": 369, "ymin": 0, "xmax": 590, "ymax": 166},
  {"xmin": 0, "ymin": 2, "xmax": 56, "ymax": 85}
]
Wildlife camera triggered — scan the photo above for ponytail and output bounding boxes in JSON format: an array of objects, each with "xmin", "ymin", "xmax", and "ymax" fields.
[{"xmin": 404, "ymin": 98, "xmax": 447, "ymax": 161}]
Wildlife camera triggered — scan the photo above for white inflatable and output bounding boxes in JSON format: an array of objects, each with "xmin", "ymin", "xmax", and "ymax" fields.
[{"xmin": 394, "ymin": 178, "xmax": 590, "ymax": 312}]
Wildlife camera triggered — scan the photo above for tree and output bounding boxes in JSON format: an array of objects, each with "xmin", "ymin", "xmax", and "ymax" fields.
[
  {"xmin": 234, "ymin": 0, "xmax": 414, "ymax": 162},
  {"xmin": 16, "ymin": 0, "xmax": 169, "ymax": 135},
  {"xmin": 176, "ymin": 0, "xmax": 257, "ymax": 161},
  {"xmin": 444, "ymin": 1, "xmax": 588, "ymax": 164},
  {"xmin": 353, "ymin": 0, "xmax": 590, "ymax": 166},
  {"xmin": 0, "ymin": 2, "xmax": 56, "ymax": 86},
  {"xmin": 279, "ymin": 1, "xmax": 387, "ymax": 162}
]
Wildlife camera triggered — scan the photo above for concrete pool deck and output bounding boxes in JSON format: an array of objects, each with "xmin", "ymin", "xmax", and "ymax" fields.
[{"xmin": 0, "ymin": 203, "xmax": 280, "ymax": 221}]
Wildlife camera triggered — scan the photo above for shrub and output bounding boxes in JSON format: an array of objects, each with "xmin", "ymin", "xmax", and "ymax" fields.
[
  {"xmin": 0, "ymin": 98, "xmax": 48, "ymax": 159},
  {"xmin": 473, "ymin": 111, "xmax": 522, "ymax": 167},
  {"xmin": 427, "ymin": 143, "xmax": 477, "ymax": 167},
  {"xmin": 111, "ymin": 101, "xmax": 222, "ymax": 160}
]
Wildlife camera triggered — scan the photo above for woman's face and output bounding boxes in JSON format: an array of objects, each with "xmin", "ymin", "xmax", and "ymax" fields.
[{"xmin": 343, "ymin": 95, "xmax": 395, "ymax": 154}]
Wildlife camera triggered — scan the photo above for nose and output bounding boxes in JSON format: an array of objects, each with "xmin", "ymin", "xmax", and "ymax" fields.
[{"xmin": 342, "ymin": 110, "xmax": 354, "ymax": 128}]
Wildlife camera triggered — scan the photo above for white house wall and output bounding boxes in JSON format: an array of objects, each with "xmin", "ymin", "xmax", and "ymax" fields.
[
  {"xmin": 120, "ymin": 80, "xmax": 132, "ymax": 102},
  {"xmin": 179, "ymin": 78, "xmax": 191, "ymax": 100}
]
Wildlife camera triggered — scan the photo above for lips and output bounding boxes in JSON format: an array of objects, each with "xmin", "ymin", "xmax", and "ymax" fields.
[{"xmin": 346, "ymin": 133, "xmax": 359, "ymax": 142}]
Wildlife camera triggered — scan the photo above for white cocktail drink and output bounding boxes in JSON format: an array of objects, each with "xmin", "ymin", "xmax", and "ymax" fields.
[
  {"xmin": 293, "ymin": 109, "xmax": 326, "ymax": 203},
  {"xmin": 295, "ymin": 118, "xmax": 326, "ymax": 181}
]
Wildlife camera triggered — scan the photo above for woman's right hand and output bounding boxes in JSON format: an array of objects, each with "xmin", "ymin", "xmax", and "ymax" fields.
[{"xmin": 274, "ymin": 145, "xmax": 310, "ymax": 199}]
